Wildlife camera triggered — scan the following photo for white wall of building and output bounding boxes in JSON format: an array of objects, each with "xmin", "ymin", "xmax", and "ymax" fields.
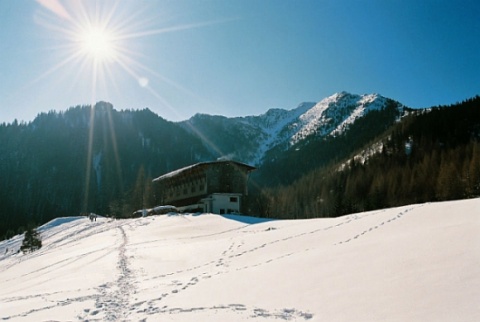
[{"xmin": 208, "ymin": 193, "xmax": 241, "ymax": 214}]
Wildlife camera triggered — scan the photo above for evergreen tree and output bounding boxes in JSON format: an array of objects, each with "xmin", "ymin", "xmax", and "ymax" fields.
[{"xmin": 20, "ymin": 226, "xmax": 42, "ymax": 253}]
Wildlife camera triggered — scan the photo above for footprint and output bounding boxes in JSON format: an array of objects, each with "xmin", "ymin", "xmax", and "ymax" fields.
[{"xmin": 229, "ymin": 303, "xmax": 247, "ymax": 311}]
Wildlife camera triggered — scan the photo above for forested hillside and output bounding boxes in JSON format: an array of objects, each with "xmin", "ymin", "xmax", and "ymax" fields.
[
  {"xmin": 0, "ymin": 103, "xmax": 212, "ymax": 239},
  {"xmin": 1, "ymin": 96, "xmax": 479, "ymax": 240},
  {"xmin": 256, "ymin": 96, "xmax": 480, "ymax": 218}
]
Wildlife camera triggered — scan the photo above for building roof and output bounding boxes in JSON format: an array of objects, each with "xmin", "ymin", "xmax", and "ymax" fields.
[{"xmin": 152, "ymin": 160, "xmax": 256, "ymax": 183}]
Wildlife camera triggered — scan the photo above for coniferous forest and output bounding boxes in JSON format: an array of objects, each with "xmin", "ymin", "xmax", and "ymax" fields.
[
  {"xmin": 1, "ymin": 96, "xmax": 479, "ymax": 240},
  {"xmin": 0, "ymin": 102, "xmax": 212, "ymax": 239},
  {"xmin": 256, "ymin": 96, "xmax": 480, "ymax": 218}
]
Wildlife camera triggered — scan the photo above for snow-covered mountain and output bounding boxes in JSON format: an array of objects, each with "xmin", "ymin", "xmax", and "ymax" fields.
[
  {"xmin": 181, "ymin": 92, "xmax": 404, "ymax": 165},
  {"xmin": 1, "ymin": 198, "xmax": 479, "ymax": 321},
  {"xmin": 288, "ymin": 92, "xmax": 397, "ymax": 143}
]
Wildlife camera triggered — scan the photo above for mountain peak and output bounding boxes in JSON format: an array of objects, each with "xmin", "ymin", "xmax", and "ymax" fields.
[
  {"xmin": 287, "ymin": 92, "xmax": 390, "ymax": 144},
  {"xmin": 179, "ymin": 92, "xmax": 401, "ymax": 166}
]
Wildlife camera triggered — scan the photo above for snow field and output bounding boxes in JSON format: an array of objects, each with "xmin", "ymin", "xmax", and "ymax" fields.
[{"xmin": 1, "ymin": 198, "xmax": 479, "ymax": 321}]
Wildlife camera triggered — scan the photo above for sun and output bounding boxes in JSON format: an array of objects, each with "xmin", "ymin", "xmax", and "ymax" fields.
[{"xmin": 78, "ymin": 25, "xmax": 118, "ymax": 63}]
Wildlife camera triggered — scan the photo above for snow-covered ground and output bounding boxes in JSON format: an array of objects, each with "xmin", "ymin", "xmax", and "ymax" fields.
[{"xmin": 1, "ymin": 199, "xmax": 479, "ymax": 321}]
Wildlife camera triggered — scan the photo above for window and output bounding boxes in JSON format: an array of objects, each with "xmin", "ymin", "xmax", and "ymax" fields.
[
  {"xmin": 220, "ymin": 209, "xmax": 225, "ymax": 215},
  {"xmin": 230, "ymin": 197, "xmax": 238, "ymax": 203}
]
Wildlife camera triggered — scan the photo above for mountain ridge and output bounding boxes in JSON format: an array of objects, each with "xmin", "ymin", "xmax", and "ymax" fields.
[{"xmin": 181, "ymin": 91, "xmax": 405, "ymax": 166}]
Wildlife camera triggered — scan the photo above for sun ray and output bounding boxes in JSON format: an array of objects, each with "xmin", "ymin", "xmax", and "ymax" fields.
[
  {"xmin": 84, "ymin": 104, "xmax": 95, "ymax": 211},
  {"xmin": 9, "ymin": 51, "xmax": 81, "ymax": 101},
  {"xmin": 112, "ymin": 49, "xmax": 229, "ymax": 157},
  {"xmin": 119, "ymin": 17, "xmax": 240, "ymax": 40},
  {"xmin": 106, "ymin": 106, "xmax": 125, "ymax": 196}
]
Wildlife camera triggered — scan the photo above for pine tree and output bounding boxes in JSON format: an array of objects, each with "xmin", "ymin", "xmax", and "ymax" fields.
[{"xmin": 20, "ymin": 226, "xmax": 42, "ymax": 253}]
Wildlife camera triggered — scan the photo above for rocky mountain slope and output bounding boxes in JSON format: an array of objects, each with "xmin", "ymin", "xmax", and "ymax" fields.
[{"xmin": 181, "ymin": 92, "xmax": 404, "ymax": 166}]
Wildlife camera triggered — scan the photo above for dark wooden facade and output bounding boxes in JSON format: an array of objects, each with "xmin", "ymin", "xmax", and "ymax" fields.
[{"xmin": 152, "ymin": 160, "xmax": 255, "ymax": 213}]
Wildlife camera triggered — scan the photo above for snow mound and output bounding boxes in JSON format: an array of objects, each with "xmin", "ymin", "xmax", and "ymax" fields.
[{"xmin": 37, "ymin": 216, "xmax": 85, "ymax": 232}]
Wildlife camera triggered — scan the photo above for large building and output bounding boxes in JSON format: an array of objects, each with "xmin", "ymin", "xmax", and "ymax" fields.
[{"xmin": 152, "ymin": 160, "xmax": 256, "ymax": 214}]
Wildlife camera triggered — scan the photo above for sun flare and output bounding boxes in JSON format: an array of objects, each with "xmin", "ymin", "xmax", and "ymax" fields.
[
  {"xmin": 32, "ymin": 0, "xmax": 231, "ymax": 212},
  {"xmin": 78, "ymin": 26, "xmax": 117, "ymax": 62}
]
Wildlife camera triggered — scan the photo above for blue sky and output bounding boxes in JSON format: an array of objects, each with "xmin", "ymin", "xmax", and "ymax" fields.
[{"xmin": 0, "ymin": 0, "xmax": 479, "ymax": 123}]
